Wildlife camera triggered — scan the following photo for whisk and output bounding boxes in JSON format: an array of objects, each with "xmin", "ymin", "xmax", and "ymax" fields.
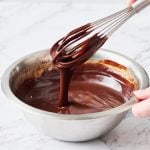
[{"xmin": 50, "ymin": 0, "xmax": 150, "ymax": 68}]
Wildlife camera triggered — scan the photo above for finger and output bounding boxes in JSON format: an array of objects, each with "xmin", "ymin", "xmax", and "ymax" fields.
[
  {"xmin": 133, "ymin": 87, "xmax": 150, "ymax": 100},
  {"xmin": 132, "ymin": 98, "xmax": 150, "ymax": 117},
  {"xmin": 127, "ymin": 0, "xmax": 136, "ymax": 7}
]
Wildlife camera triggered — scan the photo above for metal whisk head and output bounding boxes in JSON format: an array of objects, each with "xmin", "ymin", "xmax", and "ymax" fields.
[{"xmin": 50, "ymin": 0, "xmax": 150, "ymax": 68}]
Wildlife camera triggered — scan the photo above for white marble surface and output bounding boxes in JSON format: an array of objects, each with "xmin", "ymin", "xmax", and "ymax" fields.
[{"xmin": 0, "ymin": 1, "xmax": 150, "ymax": 150}]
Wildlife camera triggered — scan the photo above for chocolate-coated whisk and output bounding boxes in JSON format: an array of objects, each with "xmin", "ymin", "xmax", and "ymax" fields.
[{"xmin": 50, "ymin": 0, "xmax": 150, "ymax": 68}]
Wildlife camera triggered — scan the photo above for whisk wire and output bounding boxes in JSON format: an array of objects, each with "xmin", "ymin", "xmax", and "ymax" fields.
[
  {"xmin": 106, "ymin": 11, "xmax": 135, "ymax": 37},
  {"xmin": 51, "ymin": 0, "xmax": 150, "ymax": 66},
  {"xmin": 91, "ymin": 7, "xmax": 135, "ymax": 37},
  {"xmin": 53, "ymin": 7, "xmax": 136, "ymax": 62},
  {"xmin": 56, "ymin": 7, "xmax": 136, "ymax": 55},
  {"xmin": 91, "ymin": 7, "xmax": 130, "ymax": 26},
  {"xmin": 100, "ymin": 9, "xmax": 135, "ymax": 36}
]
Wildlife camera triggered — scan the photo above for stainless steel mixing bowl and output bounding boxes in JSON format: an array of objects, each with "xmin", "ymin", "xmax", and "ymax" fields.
[{"xmin": 1, "ymin": 49, "xmax": 149, "ymax": 142}]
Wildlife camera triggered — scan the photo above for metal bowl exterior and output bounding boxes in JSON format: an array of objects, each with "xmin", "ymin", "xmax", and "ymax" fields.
[
  {"xmin": 1, "ymin": 49, "xmax": 149, "ymax": 142},
  {"xmin": 23, "ymin": 110, "xmax": 127, "ymax": 141}
]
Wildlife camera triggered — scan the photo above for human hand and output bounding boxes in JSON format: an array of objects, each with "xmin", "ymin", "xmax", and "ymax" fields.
[
  {"xmin": 127, "ymin": 0, "xmax": 137, "ymax": 6},
  {"xmin": 126, "ymin": 0, "xmax": 150, "ymax": 118},
  {"xmin": 132, "ymin": 87, "xmax": 150, "ymax": 117}
]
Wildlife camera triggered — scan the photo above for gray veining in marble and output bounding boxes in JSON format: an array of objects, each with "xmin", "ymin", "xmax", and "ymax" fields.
[{"xmin": 0, "ymin": 1, "xmax": 150, "ymax": 150}]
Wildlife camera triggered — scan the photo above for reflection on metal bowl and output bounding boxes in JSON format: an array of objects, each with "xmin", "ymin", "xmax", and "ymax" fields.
[{"xmin": 1, "ymin": 49, "xmax": 149, "ymax": 142}]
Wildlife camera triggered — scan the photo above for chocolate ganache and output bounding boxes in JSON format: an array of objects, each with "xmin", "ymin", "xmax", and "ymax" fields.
[
  {"xmin": 15, "ymin": 60, "xmax": 137, "ymax": 114},
  {"xmin": 15, "ymin": 24, "xmax": 138, "ymax": 114}
]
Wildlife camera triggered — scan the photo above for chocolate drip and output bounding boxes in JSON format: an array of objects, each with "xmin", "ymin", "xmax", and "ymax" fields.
[
  {"xmin": 14, "ymin": 23, "xmax": 136, "ymax": 114},
  {"xmin": 50, "ymin": 24, "xmax": 107, "ymax": 106},
  {"xmin": 59, "ymin": 68, "xmax": 73, "ymax": 106}
]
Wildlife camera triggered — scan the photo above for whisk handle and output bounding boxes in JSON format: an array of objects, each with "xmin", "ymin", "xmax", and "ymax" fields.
[{"xmin": 132, "ymin": 0, "xmax": 150, "ymax": 13}]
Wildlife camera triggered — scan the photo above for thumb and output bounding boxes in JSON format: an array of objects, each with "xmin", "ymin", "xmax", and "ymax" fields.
[
  {"xmin": 132, "ymin": 98, "xmax": 150, "ymax": 117},
  {"xmin": 133, "ymin": 87, "xmax": 150, "ymax": 100},
  {"xmin": 127, "ymin": 0, "xmax": 137, "ymax": 7}
]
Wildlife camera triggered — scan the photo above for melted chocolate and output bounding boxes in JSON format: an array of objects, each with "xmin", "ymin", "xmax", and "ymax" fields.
[
  {"xmin": 15, "ymin": 62, "xmax": 133, "ymax": 114},
  {"xmin": 15, "ymin": 24, "xmax": 134, "ymax": 114},
  {"xmin": 50, "ymin": 23, "xmax": 107, "ymax": 106}
]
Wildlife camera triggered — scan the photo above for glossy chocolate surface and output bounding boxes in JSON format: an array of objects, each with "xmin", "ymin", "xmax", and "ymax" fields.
[
  {"xmin": 15, "ymin": 62, "xmax": 133, "ymax": 114},
  {"xmin": 15, "ymin": 24, "xmax": 134, "ymax": 114}
]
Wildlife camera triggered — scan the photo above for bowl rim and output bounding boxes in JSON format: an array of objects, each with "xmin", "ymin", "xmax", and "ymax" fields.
[{"xmin": 1, "ymin": 48, "xmax": 149, "ymax": 120}]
